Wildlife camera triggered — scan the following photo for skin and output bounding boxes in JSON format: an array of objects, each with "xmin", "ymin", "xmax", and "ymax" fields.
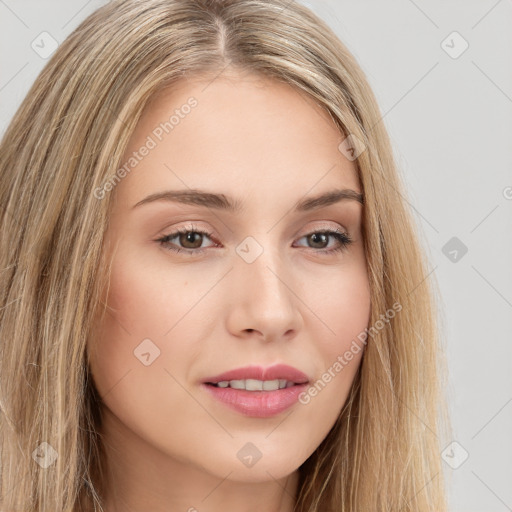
[{"xmin": 87, "ymin": 70, "xmax": 371, "ymax": 512}]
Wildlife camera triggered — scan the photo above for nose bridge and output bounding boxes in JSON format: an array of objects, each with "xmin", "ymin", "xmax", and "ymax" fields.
[
  {"xmin": 238, "ymin": 236, "xmax": 284, "ymax": 300},
  {"xmin": 230, "ymin": 234, "xmax": 300, "ymax": 338}
]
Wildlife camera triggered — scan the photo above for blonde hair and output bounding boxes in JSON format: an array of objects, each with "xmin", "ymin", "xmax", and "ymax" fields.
[{"xmin": 0, "ymin": 0, "xmax": 451, "ymax": 510}]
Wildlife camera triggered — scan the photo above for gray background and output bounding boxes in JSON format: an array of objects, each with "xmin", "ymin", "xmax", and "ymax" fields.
[{"xmin": 1, "ymin": 1, "xmax": 511, "ymax": 510}]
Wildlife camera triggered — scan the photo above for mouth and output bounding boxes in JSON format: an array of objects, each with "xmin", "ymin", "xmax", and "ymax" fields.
[
  {"xmin": 205, "ymin": 379, "xmax": 303, "ymax": 391},
  {"xmin": 201, "ymin": 363, "xmax": 310, "ymax": 390},
  {"xmin": 201, "ymin": 369, "xmax": 310, "ymax": 418}
]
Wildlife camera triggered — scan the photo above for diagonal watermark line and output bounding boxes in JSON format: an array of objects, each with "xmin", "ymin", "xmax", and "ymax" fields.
[
  {"xmin": 0, "ymin": 62, "xmax": 29, "ymax": 92},
  {"xmin": 105, "ymin": 104, "xmax": 129, "ymax": 129},
  {"xmin": 344, "ymin": 131, "xmax": 438, "ymax": 237},
  {"xmin": 265, "ymin": 409, "xmax": 295, "ymax": 438},
  {"xmin": 201, "ymin": 59, "xmax": 233, "ymax": 93},
  {"xmin": 406, "ymin": 265, "xmax": 438, "ymax": 298},
  {"xmin": 100, "ymin": 368, "xmax": 132, "ymax": 400},
  {"xmin": 470, "ymin": 204, "xmax": 500, "ymax": 233},
  {"xmin": 471, "ymin": 471, "xmax": 512, "ymax": 511},
  {"xmin": 367, "ymin": 363, "xmax": 439, "ymax": 439},
  {"xmin": 382, "ymin": 177, "xmax": 439, "ymax": 234},
  {"xmin": 0, "ymin": 0, "xmax": 29, "ymax": 28},
  {"xmin": 163, "ymin": 267, "xmax": 234, "ymax": 337},
  {"xmin": 273, "ymin": 0, "xmax": 297, "ymax": 23},
  {"xmin": 370, "ymin": 62, "xmax": 439, "ymax": 133},
  {"xmin": 164, "ymin": 368, "xmax": 234, "ymax": 438},
  {"xmin": 265, "ymin": 470, "xmax": 296, "ymax": 501},
  {"xmin": 409, "ymin": 204, "xmax": 439, "ymax": 233},
  {"xmin": 105, "ymin": 306, "xmax": 132, "ymax": 337},
  {"xmin": 164, "ymin": 164, "xmax": 234, "ymax": 234},
  {"xmin": 471, "ymin": 397, "xmax": 512, "ymax": 439},
  {"xmin": 404, "ymin": 471, "xmax": 439, "ymax": 508},
  {"xmin": 200, "ymin": 470, "xmax": 234, "ymax": 502},
  {"xmin": 265, "ymin": 266, "xmax": 336, "ymax": 336},
  {"xmin": 472, "ymin": 0, "xmax": 503, "ymax": 29},
  {"xmin": 266, "ymin": 164, "xmax": 337, "ymax": 234},
  {"xmin": 407, "ymin": 0, "xmax": 439, "ymax": 29},
  {"xmin": 472, "ymin": 60, "xmax": 512, "ymax": 105},
  {"xmin": 62, "ymin": 0, "xmax": 94, "ymax": 29},
  {"xmin": 471, "ymin": 265, "xmax": 512, "ymax": 308}
]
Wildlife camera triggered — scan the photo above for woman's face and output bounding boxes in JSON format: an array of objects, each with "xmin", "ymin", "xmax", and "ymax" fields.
[{"xmin": 88, "ymin": 71, "xmax": 371, "ymax": 501}]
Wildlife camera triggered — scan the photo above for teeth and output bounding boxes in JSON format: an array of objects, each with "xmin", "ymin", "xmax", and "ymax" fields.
[
  {"xmin": 229, "ymin": 380, "xmax": 245, "ymax": 390},
  {"xmin": 214, "ymin": 379, "xmax": 295, "ymax": 391}
]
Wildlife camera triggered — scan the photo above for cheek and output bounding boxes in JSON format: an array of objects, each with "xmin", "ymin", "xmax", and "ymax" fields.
[
  {"xmin": 301, "ymin": 258, "xmax": 370, "ymax": 405},
  {"xmin": 313, "ymin": 256, "xmax": 371, "ymax": 354},
  {"xmin": 324, "ymin": 278, "xmax": 370, "ymax": 351},
  {"xmin": 87, "ymin": 248, "xmax": 209, "ymax": 455},
  {"xmin": 87, "ymin": 247, "xmax": 194, "ymax": 402}
]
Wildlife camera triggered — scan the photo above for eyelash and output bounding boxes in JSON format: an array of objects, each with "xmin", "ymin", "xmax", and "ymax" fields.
[{"xmin": 155, "ymin": 223, "xmax": 353, "ymax": 256}]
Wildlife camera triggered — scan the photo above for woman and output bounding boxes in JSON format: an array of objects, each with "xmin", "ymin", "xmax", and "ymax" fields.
[{"xmin": 0, "ymin": 0, "xmax": 450, "ymax": 510}]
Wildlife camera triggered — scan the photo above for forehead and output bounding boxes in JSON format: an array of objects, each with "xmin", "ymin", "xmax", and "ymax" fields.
[{"xmin": 115, "ymin": 72, "xmax": 361, "ymax": 207}]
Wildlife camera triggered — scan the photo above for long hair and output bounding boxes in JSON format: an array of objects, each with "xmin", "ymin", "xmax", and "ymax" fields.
[{"xmin": 0, "ymin": 0, "xmax": 450, "ymax": 510}]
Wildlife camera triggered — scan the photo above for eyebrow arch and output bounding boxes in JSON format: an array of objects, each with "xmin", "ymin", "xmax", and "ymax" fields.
[{"xmin": 132, "ymin": 188, "xmax": 364, "ymax": 212}]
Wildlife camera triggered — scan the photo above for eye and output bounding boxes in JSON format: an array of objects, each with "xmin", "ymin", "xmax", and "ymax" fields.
[
  {"xmin": 155, "ymin": 225, "xmax": 353, "ymax": 256},
  {"xmin": 293, "ymin": 229, "xmax": 353, "ymax": 254},
  {"xmin": 156, "ymin": 223, "xmax": 217, "ymax": 255}
]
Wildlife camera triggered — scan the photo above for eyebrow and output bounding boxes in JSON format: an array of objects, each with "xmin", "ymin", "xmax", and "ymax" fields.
[{"xmin": 132, "ymin": 188, "xmax": 364, "ymax": 212}]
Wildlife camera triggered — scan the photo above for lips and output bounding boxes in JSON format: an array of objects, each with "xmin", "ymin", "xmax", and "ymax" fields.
[
  {"xmin": 201, "ymin": 363, "xmax": 311, "ymax": 418},
  {"xmin": 202, "ymin": 364, "xmax": 310, "ymax": 385},
  {"xmin": 202, "ymin": 382, "xmax": 309, "ymax": 418}
]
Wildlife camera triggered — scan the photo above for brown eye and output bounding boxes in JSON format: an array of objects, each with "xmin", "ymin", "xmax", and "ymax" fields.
[
  {"xmin": 156, "ymin": 226, "xmax": 352, "ymax": 257},
  {"xmin": 178, "ymin": 231, "xmax": 204, "ymax": 249},
  {"xmin": 294, "ymin": 229, "xmax": 353, "ymax": 254},
  {"xmin": 307, "ymin": 232, "xmax": 329, "ymax": 249},
  {"xmin": 156, "ymin": 226, "xmax": 217, "ymax": 255}
]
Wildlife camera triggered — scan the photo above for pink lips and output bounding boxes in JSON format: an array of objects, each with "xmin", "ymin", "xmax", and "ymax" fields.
[
  {"xmin": 201, "ymin": 364, "xmax": 310, "ymax": 418},
  {"xmin": 202, "ymin": 364, "xmax": 309, "ymax": 385}
]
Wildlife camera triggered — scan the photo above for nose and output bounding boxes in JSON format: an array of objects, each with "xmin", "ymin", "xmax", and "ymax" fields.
[{"xmin": 225, "ymin": 241, "xmax": 304, "ymax": 342}]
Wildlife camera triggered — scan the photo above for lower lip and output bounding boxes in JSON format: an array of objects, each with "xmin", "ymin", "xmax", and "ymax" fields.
[{"xmin": 201, "ymin": 383, "xmax": 309, "ymax": 418}]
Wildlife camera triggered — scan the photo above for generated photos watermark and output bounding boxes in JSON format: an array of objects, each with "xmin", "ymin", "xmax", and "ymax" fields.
[
  {"xmin": 298, "ymin": 301, "xmax": 402, "ymax": 405},
  {"xmin": 93, "ymin": 96, "xmax": 198, "ymax": 200}
]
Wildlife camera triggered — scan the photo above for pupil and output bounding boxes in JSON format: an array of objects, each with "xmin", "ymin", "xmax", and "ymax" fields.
[
  {"xmin": 310, "ymin": 233, "xmax": 327, "ymax": 248},
  {"xmin": 180, "ymin": 232, "xmax": 202, "ymax": 248}
]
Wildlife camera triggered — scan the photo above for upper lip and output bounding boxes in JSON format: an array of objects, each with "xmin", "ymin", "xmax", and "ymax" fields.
[{"xmin": 202, "ymin": 364, "xmax": 310, "ymax": 385}]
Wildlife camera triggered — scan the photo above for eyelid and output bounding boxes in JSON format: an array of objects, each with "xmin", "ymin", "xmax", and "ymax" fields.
[
  {"xmin": 295, "ymin": 220, "xmax": 348, "ymax": 236},
  {"xmin": 155, "ymin": 220, "xmax": 353, "ymax": 257},
  {"xmin": 157, "ymin": 220, "xmax": 348, "ymax": 243}
]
